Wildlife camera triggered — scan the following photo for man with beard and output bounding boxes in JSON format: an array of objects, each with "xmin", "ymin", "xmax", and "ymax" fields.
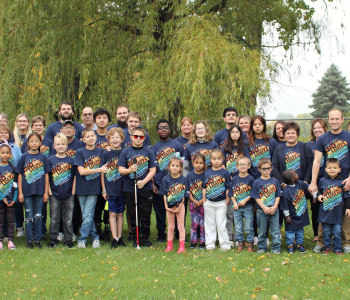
[
  {"xmin": 108, "ymin": 105, "xmax": 129, "ymax": 131},
  {"xmin": 81, "ymin": 107, "xmax": 97, "ymax": 130},
  {"xmin": 45, "ymin": 101, "xmax": 84, "ymax": 141}
]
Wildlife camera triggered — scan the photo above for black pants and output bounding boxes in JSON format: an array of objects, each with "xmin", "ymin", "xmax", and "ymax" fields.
[
  {"xmin": 153, "ymin": 184, "xmax": 166, "ymax": 235},
  {"xmin": 94, "ymin": 195, "xmax": 109, "ymax": 225},
  {"xmin": 72, "ymin": 195, "xmax": 82, "ymax": 235},
  {"xmin": 42, "ymin": 202, "xmax": 48, "ymax": 234},
  {"xmin": 125, "ymin": 190, "xmax": 153, "ymax": 241},
  {"xmin": 311, "ymin": 200, "xmax": 320, "ymax": 237}
]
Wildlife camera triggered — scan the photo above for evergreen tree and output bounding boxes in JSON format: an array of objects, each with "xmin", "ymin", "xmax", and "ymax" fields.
[{"xmin": 309, "ymin": 64, "xmax": 350, "ymax": 118}]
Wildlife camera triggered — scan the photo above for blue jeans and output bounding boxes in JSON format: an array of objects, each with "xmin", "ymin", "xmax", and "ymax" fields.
[
  {"xmin": 233, "ymin": 205, "xmax": 254, "ymax": 243},
  {"xmin": 24, "ymin": 195, "xmax": 44, "ymax": 242},
  {"xmin": 323, "ymin": 223, "xmax": 342, "ymax": 252},
  {"xmin": 285, "ymin": 228, "xmax": 304, "ymax": 246},
  {"xmin": 78, "ymin": 195, "xmax": 99, "ymax": 243},
  {"xmin": 257, "ymin": 209, "xmax": 281, "ymax": 251}
]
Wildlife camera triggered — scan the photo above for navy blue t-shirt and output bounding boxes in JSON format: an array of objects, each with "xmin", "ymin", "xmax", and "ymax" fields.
[
  {"xmin": 158, "ymin": 175, "xmax": 189, "ymax": 208},
  {"xmin": 283, "ymin": 143, "xmax": 303, "ymax": 180},
  {"xmin": 122, "ymin": 130, "xmax": 152, "ymax": 148},
  {"xmin": 45, "ymin": 121, "xmax": 83, "ymax": 141},
  {"xmin": 152, "ymin": 139, "xmax": 184, "ymax": 186},
  {"xmin": 275, "ymin": 139, "xmax": 286, "ymax": 147},
  {"xmin": 0, "ymin": 164, "xmax": 16, "ymax": 202},
  {"xmin": 203, "ymin": 168, "xmax": 230, "ymax": 202},
  {"xmin": 248, "ymin": 138, "xmax": 277, "ymax": 179},
  {"xmin": 21, "ymin": 137, "xmax": 53, "ymax": 157},
  {"xmin": 10, "ymin": 134, "xmax": 26, "ymax": 149},
  {"xmin": 51, "ymin": 138, "xmax": 84, "ymax": 158},
  {"xmin": 251, "ymin": 177, "xmax": 282, "ymax": 209},
  {"xmin": 307, "ymin": 140, "xmax": 325, "ymax": 179},
  {"xmin": 175, "ymin": 136, "xmax": 190, "ymax": 150},
  {"xmin": 95, "ymin": 131, "xmax": 110, "ymax": 150},
  {"xmin": 280, "ymin": 181, "xmax": 310, "ymax": 231},
  {"xmin": 74, "ymin": 147, "xmax": 104, "ymax": 195},
  {"xmin": 16, "ymin": 152, "xmax": 50, "ymax": 197},
  {"xmin": 315, "ymin": 131, "xmax": 350, "ymax": 178},
  {"xmin": 223, "ymin": 146, "xmax": 251, "ymax": 178},
  {"xmin": 184, "ymin": 141, "xmax": 220, "ymax": 169},
  {"xmin": 48, "ymin": 155, "xmax": 75, "ymax": 199},
  {"xmin": 102, "ymin": 149, "xmax": 123, "ymax": 197},
  {"xmin": 318, "ymin": 176, "xmax": 347, "ymax": 225},
  {"xmin": 214, "ymin": 128, "xmax": 248, "ymax": 149},
  {"xmin": 228, "ymin": 174, "xmax": 255, "ymax": 206},
  {"xmin": 186, "ymin": 171, "xmax": 205, "ymax": 201},
  {"xmin": 118, "ymin": 146, "xmax": 158, "ymax": 192}
]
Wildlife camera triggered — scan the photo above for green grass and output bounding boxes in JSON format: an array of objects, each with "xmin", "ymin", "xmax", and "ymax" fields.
[{"xmin": 1, "ymin": 211, "xmax": 350, "ymax": 300}]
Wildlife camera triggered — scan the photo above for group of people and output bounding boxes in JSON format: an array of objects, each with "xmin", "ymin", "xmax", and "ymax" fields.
[{"xmin": 0, "ymin": 104, "xmax": 350, "ymax": 255}]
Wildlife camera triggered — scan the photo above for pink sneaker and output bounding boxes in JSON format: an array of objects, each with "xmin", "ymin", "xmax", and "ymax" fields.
[
  {"xmin": 0, "ymin": 241, "xmax": 3, "ymax": 250},
  {"xmin": 8, "ymin": 240, "xmax": 16, "ymax": 250}
]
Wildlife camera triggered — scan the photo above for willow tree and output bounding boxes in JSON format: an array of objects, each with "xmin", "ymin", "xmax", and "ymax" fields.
[{"xmin": 0, "ymin": 0, "xmax": 325, "ymax": 135}]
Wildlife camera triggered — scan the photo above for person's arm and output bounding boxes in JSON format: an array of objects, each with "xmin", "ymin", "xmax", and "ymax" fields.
[
  {"xmin": 225, "ymin": 189, "xmax": 230, "ymax": 205},
  {"xmin": 232, "ymin": 197, "xmax": 238, "ymax": 210},
  {"xmin": 77, "ymin": 164, "xmax": 107, "ymax": 176},
  {"xmin": 43, "ymin": 173, "xmax": 49, "ymax": 202},
  {"xmin": 163, "ymin": 195, "xmax": 172, "ymax": 212},
  {"xmin": 238, "ymin": 196, "xmax": 250, "ymax": 207},
  {"xmin": 269, "ymin": 196, "xmax": 280, "ymax": 214},
  {"xmin": 119, "ymin": 164, "xmax": 137, "ymax": 176},
  {"xmin": 202, "ymin": 188, "xmax": 206, "ymax": 203},
  {"xmin": 136, "ymin": 167, "xmax": 156, "ymax": 189},
  {"xmin": 72, "ymin": 176, "xmax": 76, "ymax": 195},
  {"xmin": 309, "ymin": 150, "xmax": 322, "ymax": 192},
  {"xmin": 175, "ymin": 197, "xmax": 185, "ymax": 213},
  {"xmin": 101, "ymin": 174, "xmax": 108, "ymax": 200},
  {"xmin": 304, "ymin": 144, "xmax": 314, "ymax": 183},
  {"xmin": 255, "ymin": 198, "xmax": 269, "ymax": 214},
  {"xmin": 17, "ymin": 174, "xmax": 24, "ymax": 203}
]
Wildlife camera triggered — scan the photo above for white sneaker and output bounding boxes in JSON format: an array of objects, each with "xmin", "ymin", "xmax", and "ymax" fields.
[
  {"xmin": 254, "ymin": 236, "xmax": 258, "ymax": 246},
  {"xmin": 72, "ymin": 234, "xmax": 77, "ymax": 242},
  {"xmin": 78, "ymin": 241, "xmax": 86, "ymax": 248},
  {"xmin": 92, "ymin": 240, "xmax": 101, "ymax": 248},
  {"xmin": 57, "ymin": 232, "xmax": 64, "ymax": 242},
  {"xmin": 235, "ymin": 241, "xmax": 239, "ymax": 248},
  {"xmin": 17, "ymin": 228, "xmax": 24, "ymax": 237},
  {"xmin": 267, "ymin": 239, "xmax": 271, "ymax": 246},
  {"xmin": 206, "ymin": 246, "xmax": 215, "ymax": 250}
]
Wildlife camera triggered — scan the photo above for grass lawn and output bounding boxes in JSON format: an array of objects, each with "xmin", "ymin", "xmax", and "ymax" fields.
[{"xmin": 1, "ymin": 211, "xmax": 350, "ymax": 300}]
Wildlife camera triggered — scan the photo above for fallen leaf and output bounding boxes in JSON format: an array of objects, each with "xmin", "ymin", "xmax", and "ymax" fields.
[
  {"xmin": 251, "ymin": 294, "xmax": 257, "ymax": 298},
  {"xmin": 264, "ymin": 268, "xmax": 271, "ymax": 272},
  {"xmin": 232, "ymin": 267, "xmax": 236, "ymax": 272},
  {"xmin": 271, "ymin": 295, "xmax": 279, "ymax": 300},
  {"xmin": 257, "ymin": 255, "xmax": 265, "ymax": 260},
  {"xmin": 215, "ymin": 276, "xmax": 222, "ymax": 283},
  {"xmin": 281, "ymin": 261, "xmax": 288, "ymax": 265},
  {"xmin": 228, "ymin": 257, "xmax": 233, "ymax": 260},
  {"xmin": 32, "ymin": 274, "xmax": 37, "ymax": 278},
  {"xmin": 324, "ymin": 274, "xmax": 331, "ymax": 276},
  {"xmin": 254, "ymin": 288, "xmax": 261, "ymax": 292},
  {"xmin": 111, "ymin": 288, "xmax": 114, "ymax": 292},
  {"xmin": 208, "ymin": 274, "xmax": 212, "ymax": 277}
]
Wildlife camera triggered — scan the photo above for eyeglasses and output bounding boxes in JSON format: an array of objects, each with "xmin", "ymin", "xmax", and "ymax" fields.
[
  {"xmin": 82, "ymin": 113, "xmax": 93, "ymax": 117},
  {"xmin": 238, "ymin": 163, "xmax": 249, "ymax": 166},
  {"xmin": 132, "ymin": 135, "xmax": 145, "ymax": 140},
  {"xmin": 33, "ymin": 124, "xmax": 44, "ymax": 128},
  {"xmin": 195, "ymin": 128, "xmax": 205, "ymax": 132},
  {"xmin": 226, "ymin": 113, "xmax": 236, "ymax": 117},
  {"xmin": 157, "ymin": 126, "xmax": 170, "ymax": 130},
  {"xmin": 0, "ymin": 119, "xmax": 8, "ymax": 123},
  {"xmin": 62, "ymin": 127, "xmax": 75, "ymax": 131},
  {"xmin": 260, "ymin": 167, "xmax": 272, "ymax": 171}
]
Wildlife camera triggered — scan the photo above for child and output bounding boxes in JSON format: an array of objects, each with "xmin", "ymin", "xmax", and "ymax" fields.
[
  {"xmin": 187, "ymin": 153, "xmax": 206, "ymax": 249},
  {"xmin": 159, "ymin": 157, "xmax": 189, "ymax": 253},
  {"xmin": 229, "ymin": 156, "xmax": 255, "ymax": 252},
  {"xmin": 203, "ymin": 149, "xmax": 231, "ymax": 251},
  {"xmin": 251, "ymin": 158, "xmax": 282, "ymax": 254},
  {"xmin": 101, "ymin": 127, "xmax": 126, "ymax": 249},
  {"xmin": 280, "ymin": 169, "xmax": 309, "ymax": 254},
  {"xmin": 74, "ymin": 128, "xmax": 107, "ymax": 249},
  {"xmin": 317, "ymin": 158, "xmax": 350, "ymax": 255},
  {"xmin": 48, "ymin": 133, "xmax": 76, "ymax": 249},
  {"xmin": 17, "ymin": 133, "xmax": 50, "ymax": 249},
  {"xmin": 0, "ymin": 141, "xmax": 17, "ymax": 250}
]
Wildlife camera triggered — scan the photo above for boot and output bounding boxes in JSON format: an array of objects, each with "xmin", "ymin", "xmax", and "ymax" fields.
[
  {"xmin": 165, "ymin": 240, "xmax": 173, "ymax": 253},
  {"xmin": 247, "ymin": 242, "xmax": 254, "ymax": 253},
  {"xmin": 177, "ymin": 240, "xmax": 185, "ymax": 253},
  {"xmin": 104, "ymin": 224, "xmax": 111, "ymax": 242},
  {"xmin": 236, "ymin": 241, "xmax": 245, "ymax": 253}
]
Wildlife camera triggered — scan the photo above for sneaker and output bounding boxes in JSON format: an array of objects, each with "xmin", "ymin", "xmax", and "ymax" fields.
[
  {"xmin": 8, "ymin": 240, "xmax": 16, "ymax": 250},
  {"xmin": 17, "ymin": 228, "xmax": 24, "ymax": 237},
  {"xmin": 92, "ymin": 240, "xmax": 101, "ymax": 249},
  {"xmin": 127, "ymin": 233, "xmax": 133, "ymax": 241},
  {"xmin": 206, "ymin": 246, "xmax": 215, "ymax": 250},
  {"xmin": 221, "ymin": 247, "xmax": 230, "ymax": 252},
  {"xmin": 335, "ymin": 251, "xmax": 343, "ymax": 255},
  {"xmin": 257, "ymin": 249, "xmax": 267, "ymax": 253},
  {"xmin": 65, "ymin": 242, "xmax": 75, "ymax": 249},
  {"xmin": 78, "ymin": 241, "xmax": 86, "ymax": 248},
  {"xmin": 141, "ymin": 240, "xmax": 153, "ymax": 248},
  {"xmin": 47, "ymin": 241, "xmax": 57, "ymax": 248},
  {"xmin": 199, "ymin": 243, "xmax": 206, "ymax": 250},
  {"xmin": 287, "ymin": 246, "xmax": 294, "ymax": 254},
  {"xmin": 72, "ymin": 234, "xmax": 77, "ymax": 242},
  {"xmin": 35, "ymin": 242, "xmax": 43, "ymax": 249},
  {"xmin": 57, "ymin": 232, "xmax": 64, "ymax": 242},
  {"xmin": 0, "ymin": 241, "xmax": 2, "ymax": 250},
  {"xmin": 190, "ymin": 242, "xmax": 197, "ymax": 249},
  {"xmin": 323, "ymin": 247, "xmax": 331, "ymax": 255},
  {"xmin": 298, "ymin": 245, "xmax": 307, "ymax": 254},
  {"xmin": 343, "ymin": 247, "xmax": 350, "ymax": 254},
  {"xmin": 253, "ymin": 236, "xmax": 258, "ymax": 246},
  {"xmin": 3, "ymin": 237, "xmax": 8, "ymax": 243},
  {"xmin": 41, "ymin": 235, "xmax": 47, "ymax": 241},
  {"xmin": 117, "ymin": 237, "xmax": 126, "ymax": 247},
  {"xmin": 313, "ymin": 245, "xmax": 324, "ymax": 253},
  {"xmin": 26, "ymin": 241, "xmax": 33, "ymax": 249},
  {"xmin": 133, "ymin": 241, "xmax": 140, "ymax": 248},
  {"xmin": 111, "ymin": 239, "xmax": 119, "ymax": 249},
  {"xmin": 271, "ymin": 250, "xmax": 280, "ymax": 255}
]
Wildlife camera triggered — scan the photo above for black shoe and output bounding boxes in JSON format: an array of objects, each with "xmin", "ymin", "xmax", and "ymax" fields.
[
  {"xmin": 157, "ymin": 233, "xmax": 166, "ymax": 242},
  {"xmin": 65, "ymin": 242, "xmax": 75, "ymax": 249},
  {"xmin": 26, "ymin": 241, "xmax": 33, "ymax": 249},
  {"xmin": 141, "ymin": 240, "xmax": 153, "ymax": 248},
  {"xmin": 117, "ymin": 237, "xmax": 126, "ymax": 247},
  {"xmin": 127, "ymin": 233, "xmax": 133, "ymax": 241},
  {"xmin": 199, "ymin": 242, "xmax": 206, "ymax": 250},
  {"xmin": 47, "ymin": 241, "xmax": 57, "ymax": 248},
  {"xmin": 133, "ymin": 241, "xmax": 141, "ymax": 248},
  {"xmin": 111, "ymin": 239, "xmax": 119, "ymax": 249},
  {"xmin": 190, "ymin": 242, "xmax": 197, "ymax": 249},
  {"xmin": 35, "ymin": 242, "xmax": 43, "ymax": 249},
  {"xmin": 104, "ymin": 232, "xmax": 111, "ymax": 242},
  {"xmin": 41, "ymin": 235, "xmax": 47, "ymax": 241}
]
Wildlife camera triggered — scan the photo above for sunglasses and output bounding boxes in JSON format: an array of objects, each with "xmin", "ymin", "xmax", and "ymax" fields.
[
  {"xmin": 260, "ymin": 167, "xmax": 272, "ymax": 171},
  {"xmin": 132, "ymin": 135, "xmax": 145, "ymax": 140}
]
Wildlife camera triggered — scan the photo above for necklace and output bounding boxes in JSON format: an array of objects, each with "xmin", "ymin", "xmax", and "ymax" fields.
[{"xmin": 286, "ymin": 143, "xmax": 297, "ymax": 152}]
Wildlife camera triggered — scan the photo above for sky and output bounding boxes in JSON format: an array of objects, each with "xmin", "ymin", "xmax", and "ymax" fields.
[{"xmin": 260, "ymin": 0, "xmax": 350, "ymax": 119}]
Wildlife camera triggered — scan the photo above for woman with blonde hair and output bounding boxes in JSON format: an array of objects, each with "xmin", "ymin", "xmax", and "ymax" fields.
[{"xmin": 10, "ymin": 113, "xmax": 32, "ymax": 148}]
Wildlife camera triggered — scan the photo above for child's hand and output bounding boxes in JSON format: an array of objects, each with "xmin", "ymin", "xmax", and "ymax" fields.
[
  {"xmin": 346, "ymin": 209, "xmax": 350, "ymax": 217},
  {"xmin": 18, "ymin": 193, "xmax": 24, "ymax": 203},
  {"xmin": 102, "ymin": 193, "xmax": 109, "ymax": 201},
  {"xmin": 285, "ymin": 216, "xmax": 292, "ymax": 224},
  {"xmin": 43, "ymin": 193, "xmax": 49, "ymax": 203},
  {"xmin": 166, "ymin": 207, "xmax": 174, "ymax": 213},
  {"xmin": 194, "ymin": 201, "xmax": 200, "ymax": 208},
  {"xmin": 153, "ymin": 184, "xmax": 158, "ymax": 194},
  {"xmin": 232, "ymin": 203, "xmax": 238, "ymax": 210},
  {"xmin": 106, "ymin": 145, "xmax": 112, "ymax": 151},
  {"xmin": 130, "ymin": 164, "xmax": 138, "ymax": 173},
  {"xmin": 262, "ymin": 206, "xmax": 270, "ymax": 214},
  {"xmin": 3, "ymin": 198, "xmax": 8, "ymax": 206},
  {"xmin": 100, "ymin": 164, "xmax": 108, "ymax": 174},
  {"xmin": 318, "ymin": 195, "xmax": 324, "ymax": 202},
  {"xmin": 8, "ymin": 201, "xmax": 15, "ymax": 207},
  {"xmin": 269, "ymin": 207, "xmax": 277, "ymax": 215},
  {"xmin": 225, "ymin": 199, "xmax": 230, "ymax": 206},
  {"xmin": 137, "ymin": 180, "xmax": 146, "ymax": 189},
  {"xmin": 238, "ymin": 201, "xmax": 246, "ymax": 207}
]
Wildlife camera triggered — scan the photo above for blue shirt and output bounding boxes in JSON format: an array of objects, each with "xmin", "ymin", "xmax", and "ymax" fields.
[
  {"xmin": 51, "ymin": 138, "xmax": 84, "ymax": 158},
  {"xmin": 307, "ymin": 140, "xmax": 325, "ymax": 179},
  {"xmin": 0, "ymin": 164, "xmax": 16, "ymax": 202},
  {"xmin": 21, "ymin": 137, "xmax": 53, "ymax": 157},
  {"xmin": 74, "ymin": 147, "xmax": 104, "ymax": 195},
  {"xmin": 8, "ymin": 143, "xmax": 22, "ymax": 167},
  {"xmin": 251, "ymin": 177, "xmax": 282, "ymax": 209},
  {"xmin": 223, "ymin": 146, "xmax": 251, "ymax": 178},
  {"xmin": 214, "ymin": 128, "xmax": 247, "ymax": 149},
  {"xmin": 280, "ymin": 181, "xmax": 310, "ymax": 231},
  {"xmin": 228, "ymin": 174, "xmax": 255, "ymax": 206},
  {"xmin": 175, "ymin": 136, "xmax": 190, "ymax": 150},
  {"xmin": 186, "ymin": 171, "xmax": 205, "ymax": 201},
  {"xmin": 16, "ymin": 152, "xmax": 50, "ymax": 197},
  {"xmin": 118, "ymin": 146, "xmax": 158, "ymax": 192},
  {"xmin": 95, "ymin": 131, "xmax": 110, "ymax": 150},
  {"xmin": 203, "ymin": 168, "xmax": 230, "ymax": 202},
  {"xmin": 158, "ymin": 175, "xmax": 189, "ymax": 208},
  {"xmin": 151, "ymin": 139, "xmax": 183, "ymax": 186},
  {"xmin": 184, "ymin": 141, "xmax": 220, "ymax": 170},
  {"xmin": 102, "ymin": 149, "xmax": 123, "ymax": 197},
  {"xmin": 45, "ymin": 121, "xmax": 83, "ymax": 141},
  {"xmin": 48, "ymin": 155, "xmax": 75, "ymax": 199}
]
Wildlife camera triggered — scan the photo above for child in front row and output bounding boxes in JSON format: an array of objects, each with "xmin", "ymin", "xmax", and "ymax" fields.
[
  {"xmin": 251, "ymin": 158, "xmax": 282, "ymax": 254},
  {"xmin": 280, "ymin": 169, "xmax": 309, "ymax": 254},
  {"xmin": 229, "ymin": 156, "xmax": 255, "ymax": 253},
  {"xmin": 203, "ymin": 149, "xmax": 231, "ymax": 251},
  {"xmin": 159, "ymin": 157, "xmax": 189, "ymax": 253},
  {"xmin": 317, "ymin": 158, "xmax": 350, "ymax": 255}
]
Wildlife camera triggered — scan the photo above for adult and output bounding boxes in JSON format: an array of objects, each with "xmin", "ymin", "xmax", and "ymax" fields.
[
  {"xmin": 309, "ymin": 109, "xmax": 350, "ymax": 254},
  {"xmin": 108, "ymin": 105, "xmax": 130, "ymax": 130},
  {"xmin": 152, "ymin": 119, "xmax": 183, "ymax": 242},
  {"xmin": 94, "ymin": 108, "xmax": 111, "ymax": 150},
  {"xmin": 238, "ymin": 115, "xmax": 251, "ymax": 135},
  {"xmin": 272, "ymin": 121, "xmax": 287, "ymax": 146},
  {"xmin": 175, "ymin": 117, "xmax": 193, "ymax": 151},
  {"xmin": 44, "ymin": 101, "xmax": 83, "ymax": 141},
  {"xmin": 10, "ymin": 113, "xmax": 32, "ymax": 148},
  {"xmin": 81, "ymin": 107, "xmax": 97, "ymax": 130},
  {"xmin": 0, "ymin": 113, "xmax": 9, "ymax": 126},
  {"xmin": 122, "ymin": 112, "xmax": 151, "ymax": 148},
  {"xmin": 306, "ymin": 118, "xmax": 328, "ymax": 241}
]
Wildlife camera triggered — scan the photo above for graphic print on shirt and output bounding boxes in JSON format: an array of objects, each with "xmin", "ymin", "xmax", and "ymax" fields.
[
  {"xmin": 322, "ymin": 185, "xmax": 343, "ymax": 211},
  {"xmin": 66, "ymin": 148, "xmax": 77, "ymax": 158},
  {"xmin": 105, "ymin": 157, "xmax": 121, "ymax": 182},
  {"xmin": 292, "ymin": 189, "xmax": 307, "ymax": 217},
  {"xmin": 96, "ymin": 140, "xmax": 110, "ymax": 150},
  {"xmin": 259, "ymin": 183, "xmax": 277, "ymax": 207},
  {"xmin": 285, "ymin": 151, "xmax": 301, "ymax": 171},
  {"xmin": 205, "ymin": 175, "xmax": 226, "ymax": 201},
  {"xmin": 0, "ymin": 171, "xmax": 14, "ymax": 199},
  {"xmin": 24, "ymin": 159, "xmax": 45, "ymax": 184},
  {"xmin": 8, "ymin": 154, "xmax": 14, "ymax": 165},
  {"xmin": 51, "ymin": 162, "xmax": 72, "ymax": 186},
  {"xmin": 156, "ymin": 146, "xmax": 176, "ymax": 171},
  {"xmin": 189, "ymin": 179, "xmax": 203, "ymax": 201},
  {"xmin": 231, "ymin": 182, "xmax": 251, "ymax": 204},
  {"xmin": 226, "ymin": 152, "xmax": 243, "ymax": 175},
  {"xmin": 249, "ymin": 144, "xmax": 270, "ymax": 167},
  {"xmin": 325, "ymin": 139, "xmax": 348, "ymax": 161},
  {"xmin": 128, "ymin": 155, "xmax": 149, "ymax": 179},
  {"xmin": 191, "ymin": 148, "xmax": 212, "ymax": 166},
  {"xmin": 83, "ymin": 156, "xmax": 101, "ymax": 181},
  {"xmin": 166, "ymin": 182, "xmax": 186, "ymax": 205},
  {"xmin": 40, "ymin": 144, "xmax": 51, "ymax": 157}
]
